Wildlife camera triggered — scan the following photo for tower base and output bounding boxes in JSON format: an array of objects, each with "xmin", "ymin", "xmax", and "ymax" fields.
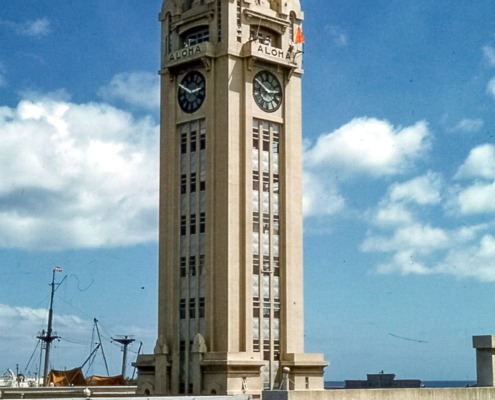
[
  {"xmin": 134, "ymin": 351, "xmax": 328, "ymax": 397},
  {"xmin": 201, "ymin": 352, "xmax": 265, "ymax": 397},
  {"xmin": 281, "ymin": 353, "xmax": 328, "ymax": 390}
]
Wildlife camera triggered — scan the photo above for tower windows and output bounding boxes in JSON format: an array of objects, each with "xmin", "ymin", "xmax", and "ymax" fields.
[
  {"xmin": 180, "ymin": 257, "xmax": 187, "ymax": 277},
  {"xmin": 250, "ymin": 27, "xmax": 281, "ymax": 48},
  {"xmin": 253, "ymin": 171, "xmax": 260, "ymax": 191},
  {"xmin": 289, "ymin": 12, "xmax": 297, "ymax": 43},
  {"xmin": 167, "ymin": 14, "xmax": 172, "ymax": 54},
  {"xmin": 251, "ymin": 119, "xmax": 282, "ymax": 380},
  {"xmin": 181, "ymin": 175, "xmax": 187, "ymax": 194},
  {"xmin": 182, "ymin": 26, "xmax": 209, "ymax": 47},
  {"xmin": 190, "ymin": 214, "xmax": 196, "ymax": 234},
  {"xmin": 253, "ymin": 123, "xmax": 259, "ymax": 149},
  {"xmin": 199, "ymin": 255, "xmax": 205, "ymax": 274},
  {"xmin": 180, "ymin": 299, "xmax": 186, "ymax": 319},
  {"xmin": 253, "ymin": 212, "xmax": 260, "ymax": 233},
  {"xmin": 189, "ymin": 256, "xmax": 196, "ymax": 276},
  {"xmin": 273, "ymin": 215, "xmax": 279, "ymax": 235},
  {"xmin": 253, "ymin": 253, "xmax": 260, "ymax": 274},
  {"xmin": 199, "ymin": 212, "xmax": 206, "ymax": 233},
  {"xmin": 189, "ymin": 172, "xmax": 196, "ymax": 193},
  {"xmin": 273, "ymin": 174, "xmax": 279, "ymax": 193},
  {"xmin": 181, "ymin": 215, "xmax": 187, "ymax": 236},
  {"xmin": 189, "ymin": 298, "xmax": 196, "ymax": 318},
  {"xmin": 178, "ymin": 119, "xmax": 207, "ymax": 390},
  {"xmin": 199, "ymin": 297, "xmax": 206, "ymax": 318},
  {"xmin": 181, "ymin": 133, "xmax": 188, "ymax": 154},
  {"xmin": 263, "ymin": 173, "xmax": 270, "ymax": 191},
  {"xmin": 217, "ymin": 0, "xmax": 222, "ymax": 42},
  {"xmin": 236, "ymin": 0, "xmax": 242, "ymax": 42},
  {"xmin": 190, "ymin": 131, "xmax": 197, "ymax": 152}
]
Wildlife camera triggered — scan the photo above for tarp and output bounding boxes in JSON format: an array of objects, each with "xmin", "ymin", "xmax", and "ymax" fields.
[
  {"xmin": 47, "ymin": 368, "xmax": 86, "ymax": 386},
  {"xmin": 86, "ymin": 374, "xmax": 126, "ymax": 386}
]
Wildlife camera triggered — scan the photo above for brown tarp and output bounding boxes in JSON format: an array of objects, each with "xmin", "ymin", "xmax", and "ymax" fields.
[
  {"xmin": 86, "ymin": 374, "xmax": 126, "ymax": 386},
  {"xmin": 47, "ymin": 368, "xmax": 86, "ymax": 386}
]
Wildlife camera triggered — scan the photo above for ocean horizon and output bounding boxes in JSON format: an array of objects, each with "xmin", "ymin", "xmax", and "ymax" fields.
[{"xmin": 325, "ymin": 380, "xmax": 476, "ymax": 389}]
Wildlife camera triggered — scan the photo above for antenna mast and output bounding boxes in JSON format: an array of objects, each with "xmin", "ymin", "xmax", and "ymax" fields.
[
  {"xmin": 112, "ymin": 336, "xmax": 135, "ymax": 377},
  {"xmin": 37, "ymin": 266, "xmax": 63, "ymax": 386},
  {"xmin": 93, "ymin": 318, "xmax": 110, "ymax": 376}
]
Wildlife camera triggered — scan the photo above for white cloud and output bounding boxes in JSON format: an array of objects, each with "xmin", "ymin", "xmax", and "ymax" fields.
[
  {"xmin": 0, "ymin": 302, "xmax": 154, "ymax": 375},
  {"xmin": 0, "ymin": 18, "xmax": 51, "ymax": 37},
  {"xmin": 487, "ymin": 77, "xmax": 495, "ymax": 100},
  {"xmin": 362, "ymin": 221, "xmax": 495, "ymax": 281},
  {"xmin": 0, "ymin": 62, "xmax": 6, "ymax": 87},
  {"xmin": 304, "ymin": 117, "xmax": 431, "ymax": 177},
  {"xmin": 21, "ymin": 18, "xmax": 51, "ymax": 37},
  {"xmin": 0, "ymin": 303, "xmax": 87, "ymax": 360},
  {"xmin": 326, "ymin": 26, "xmax": 348, "ymax": 47},
  {"xmin": 388, "ymin": 172, "xmax": 442, "ymax": 205},
  {"xmin": 362, "ymin": 169, "xmax": 495, "ymax": 280},
  {"xmin": 303, "ymin": 171, "xmax": 345, "ymax": 217},
  {"xmin": 360, "ymin": 167, "xmax": 495, "ymax": 280},
  {"xmin": 452, "ymin": 144, "xmax": 495, "ymax": 215},
  {"xmin": 437, "ymin": 235, "xmax": 495, "ymax": 281},
  {"xmin": 370, "ymin": 172, "xmax": 442, "ymax": 227},
  {"xmin": 456, "ymin": 182, "xmax": 495, "ymax": 215},
  {"xmin": 98, "ymin": 72, "xmax": 160, "ymax": 111},
  {"xmin": 372, "ymin": 203, "xmax": 413, "ymax": 226},
  {"xmin": 362, "ymin": 223, "xmax": 449, "ymax": 255},
  {"xmin": 302, "ymin": 118, "xmax": 430, "ymax": 219},
  {"xmin": 483, "ymin": 45, "xmax": 495, "ymax": 67},
  {"xmin": 452, "ymin": 118, "xmax": 484, "ymax": 133},
  {"xmin": 0, "ymin": 94, "xmax": 159, "ymax": 251},
  {"xmin": 376, "ymin": 250, "xmax": 432, "ymax": 276},
  {"xmin": 455, "ymin": 144, "xmax": 495, "ymax": 180}
]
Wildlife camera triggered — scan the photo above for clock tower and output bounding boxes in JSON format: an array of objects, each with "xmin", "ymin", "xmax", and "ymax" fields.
[{"xmin": 135, "ymin": 0, "xmax": 327, "ymax": 397}]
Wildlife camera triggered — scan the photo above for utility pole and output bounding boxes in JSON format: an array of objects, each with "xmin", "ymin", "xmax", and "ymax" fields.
[
  {"xmin": 112, "ymin": 336, "xmax": 135, "ymax": 378},
  {"xmin": 37, "ymin": 267, "xmax": 64, "ymax": 386}
]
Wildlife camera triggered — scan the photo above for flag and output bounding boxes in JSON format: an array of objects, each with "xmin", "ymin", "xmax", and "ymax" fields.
[
  {"xmin": 54, "ymin": 266, "xmax": 62, "ymax": 272},
  {"xmin": 295, "ymin": 26, "xmax": 305, "ymax": 44}
]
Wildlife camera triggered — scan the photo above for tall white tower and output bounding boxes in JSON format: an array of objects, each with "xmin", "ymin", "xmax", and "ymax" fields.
[{"xmin": 135, "ymin": 1, "xmax": 327, "ymax": 397}]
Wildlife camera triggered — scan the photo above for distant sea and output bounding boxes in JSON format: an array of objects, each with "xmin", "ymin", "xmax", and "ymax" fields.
[{"xmin": 325, "ymin": 381, "xmax": 476, "ymax": 389}]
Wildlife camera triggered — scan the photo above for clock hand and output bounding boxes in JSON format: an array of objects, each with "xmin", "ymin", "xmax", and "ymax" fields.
[
  {"xmin": 256, "ymin": 78, "xmax": 280, "ymax": 95},
  {"xmin": 191, "ymin": 86, "xmax": 204, "ymax": 94},
  {"xmin": 179, "ymin": 83, "xmax": 192, "ymax": 94},
  {"xmin": 255, "ymin": 78, "xmax": 271, "ymax": 93}
]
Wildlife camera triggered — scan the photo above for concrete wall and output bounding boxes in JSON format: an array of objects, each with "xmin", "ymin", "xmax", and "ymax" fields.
[
  {"xmin": 264, "ymin": 388, "xmax": 495, "ymax": 400},
  {"xmin": 0, "ymin": 390, "xmax": 248, "ymax": 400}
]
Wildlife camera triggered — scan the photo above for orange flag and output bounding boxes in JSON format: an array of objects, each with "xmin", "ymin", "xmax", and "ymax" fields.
[{"xmin": 295, "ymin": 26, "xmax": 305, "ymax": 44}]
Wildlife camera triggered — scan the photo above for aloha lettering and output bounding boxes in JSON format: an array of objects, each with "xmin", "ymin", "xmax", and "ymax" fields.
[
  {"xmin": 169, "ymin": 45, "xmax": 202, "ymax": 62},
  {"xmin": 257, "ymin": 44, "xmax": 293, "ymax": 61}
]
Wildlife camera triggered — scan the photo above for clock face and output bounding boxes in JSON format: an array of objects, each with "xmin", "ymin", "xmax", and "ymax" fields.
[
  {"xmin": 253, "ymin": 70, "xmax": 282, "ymax": 112},
  {"xmin": 178, "ymin": 71, "xmax": 206, "ymax": 113}
]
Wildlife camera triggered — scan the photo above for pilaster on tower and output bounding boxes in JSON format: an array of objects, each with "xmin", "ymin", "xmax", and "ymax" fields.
[{"xmin": 134, "ymin": 0, "xmax": 327, "ymax": 396}]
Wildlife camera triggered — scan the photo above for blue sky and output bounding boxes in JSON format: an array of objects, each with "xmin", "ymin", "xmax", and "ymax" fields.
[{"xmin": 1, "ymin": 0, "xmax": 495, "ymax": 383}]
